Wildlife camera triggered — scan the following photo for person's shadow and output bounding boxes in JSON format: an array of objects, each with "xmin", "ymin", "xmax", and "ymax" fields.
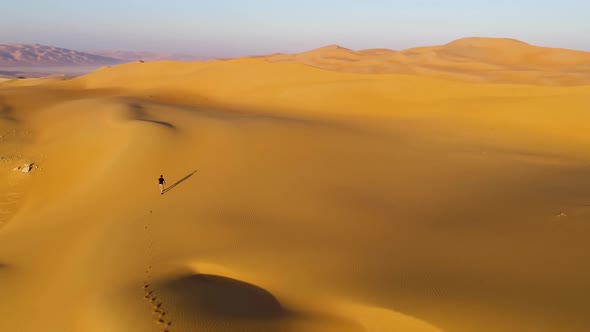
[{"xmin": 163, "ymin": 170, "xmax": 198, "ymax": 195}]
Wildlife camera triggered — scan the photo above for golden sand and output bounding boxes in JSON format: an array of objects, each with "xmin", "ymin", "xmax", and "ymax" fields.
[
  {"xmin": 266, "ymin": 38, "xmax": 590, "ymax": 85},
  {"xmin": 0, "ymin": 38, "xmax": 589, "ymax": 332}
]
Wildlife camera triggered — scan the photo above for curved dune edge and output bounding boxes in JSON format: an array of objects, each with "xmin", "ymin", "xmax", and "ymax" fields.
[
  {"xmin": 333, "ymin": 301, "xmax": 444, "ymax": 332},
  {"xmin": 148, "ymin": 263, "xmax": 363, "ymax": 331},
  {"xmin": 183, "ymin": 263, "xmax": 442, "ymax": 332},
  {"xmin": 155, "ymin": 274, "xmax": 283, "ymax": 317},
  {"xmin": 77, "ymin": 282, "xmax": 443, "ymax": 332}
]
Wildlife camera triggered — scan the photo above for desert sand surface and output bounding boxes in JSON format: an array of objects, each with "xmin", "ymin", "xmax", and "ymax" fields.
[
  {"xmin": 0, "ymin": 38, "xmax": 589, "ymax": 332},
  {"xmin": 265, "ymin": 38, "xmax": 590, "ymax": 85}
]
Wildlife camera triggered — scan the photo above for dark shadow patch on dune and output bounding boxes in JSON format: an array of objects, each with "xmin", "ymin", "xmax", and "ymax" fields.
[
  {"xmin": 157, "ymin": 274, "xmax": 283, "ymax": 318},
  {"xmin": 149, "ymin": 273, "xmax": 366, "ymax": 332},
  {"xmin": 127, "ymin": 103, "xmax": 176, "ymax": 129},
  {"xmin": 115, "ymin": 96, "xmax": 396, "ymax": 140},
  {"xmin": 0, "ymin": 106, "xmax": 16, "ymax": 122},
  {"xmin": 123, "ymin": 96, "xmax": 354, "ymax": 131}
]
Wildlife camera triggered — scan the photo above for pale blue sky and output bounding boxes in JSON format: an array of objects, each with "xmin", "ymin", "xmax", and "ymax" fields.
[{"xmin": 1, "ymin": 0, "xmax": 588, "ymax": 56}]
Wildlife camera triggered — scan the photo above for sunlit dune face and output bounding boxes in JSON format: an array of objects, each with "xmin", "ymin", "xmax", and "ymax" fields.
[{"xmin": 0, "ymin": 40, "xmax": 589, "ymax": 332}]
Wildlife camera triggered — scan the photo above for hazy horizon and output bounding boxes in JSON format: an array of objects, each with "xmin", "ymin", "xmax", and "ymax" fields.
[{"xmin": 1, "ymin": 0, "xmax": 589, "ymax": 57}]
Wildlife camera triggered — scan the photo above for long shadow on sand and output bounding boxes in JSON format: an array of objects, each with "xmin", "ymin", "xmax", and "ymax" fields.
[
  {"xmin": 162, "ymin": 170, "xmax": 198, "ymax": 195},
  {"xmin": 128, "ymin": 103, "xmax": 176, "ymax": 129}
]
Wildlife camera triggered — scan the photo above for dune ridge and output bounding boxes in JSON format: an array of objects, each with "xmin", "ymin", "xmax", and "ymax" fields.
[
  {"xmin": 0, "ymin": 38, "xmax": 589, "ymax": 332},
  {"xmin": 264, "ymin": 37, "xmax": 590, "ymax": 85}
]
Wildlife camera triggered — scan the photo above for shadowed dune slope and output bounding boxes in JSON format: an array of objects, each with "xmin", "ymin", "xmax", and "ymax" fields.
[
  {"xmin": 0, "ymin": 46, "xmax": 589, "ymax": 332},
  {"xmin": 157, "ymin": 274, "xmax": 283, "ymax": 318}
]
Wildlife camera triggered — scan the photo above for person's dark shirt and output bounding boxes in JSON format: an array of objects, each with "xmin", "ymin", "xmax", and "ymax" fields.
[{"xmin": 158, "ymin": 177, "xmax": 165, "ymax": 184}]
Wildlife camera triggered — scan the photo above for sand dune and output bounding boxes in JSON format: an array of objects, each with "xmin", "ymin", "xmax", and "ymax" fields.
[
  {"xmin": 0, "ymin": 39, "xmax": 589, "ymax": 332},
  {"xmin": 265, "ymin": 37, "xmax": 590, "ymax": 85},
  {"xmin": 89, "ymin": 50, "xmax": 209, "ymax": 62}
]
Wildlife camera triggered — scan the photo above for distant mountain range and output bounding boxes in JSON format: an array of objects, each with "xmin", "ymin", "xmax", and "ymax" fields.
[
  {"xmin": 0, "ymin": 43, "xmax": 211, "ymax": 67},
  {"xmin": 0, "ymin": 44, "xmax": 123, "ymax": 66}
]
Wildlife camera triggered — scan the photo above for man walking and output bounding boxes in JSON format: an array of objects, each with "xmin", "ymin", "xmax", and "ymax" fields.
[{"xmin": 158, "ymin": 175, "xmax": 166, "ymax": 195}]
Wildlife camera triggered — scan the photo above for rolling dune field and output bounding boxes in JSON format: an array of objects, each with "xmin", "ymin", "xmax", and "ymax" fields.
[{"xmin": 1, "ymin": 38, "xmax": 589, "ymax": 332}]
